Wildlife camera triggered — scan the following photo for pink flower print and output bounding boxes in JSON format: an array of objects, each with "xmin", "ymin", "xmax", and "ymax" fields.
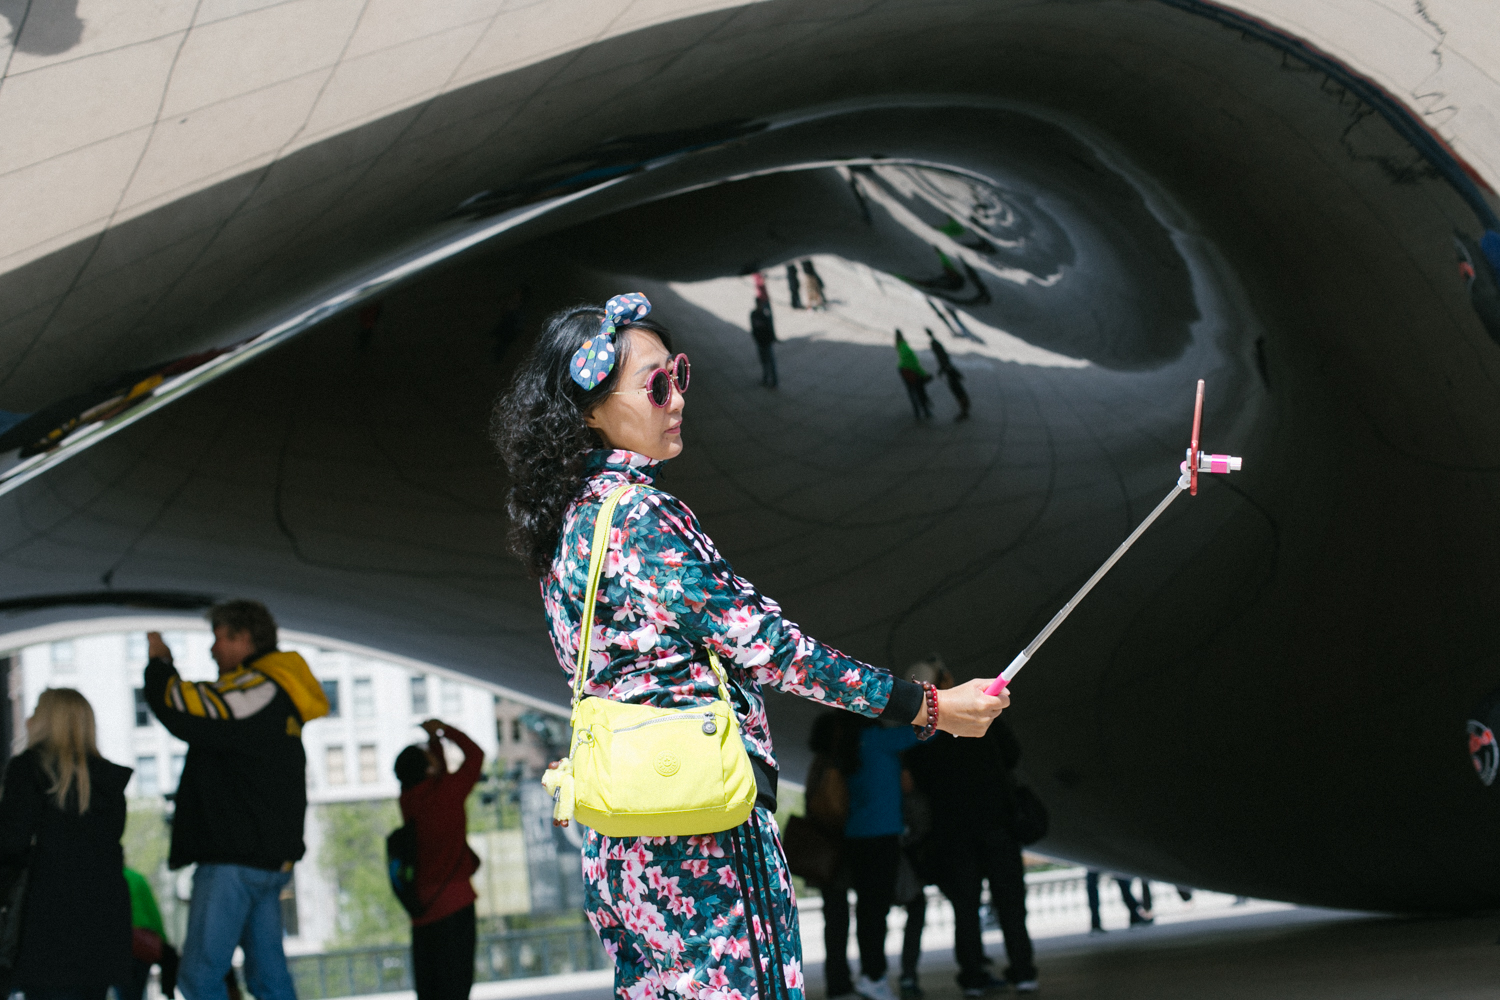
[
  {"xmin": 622, "ymin": 868, "xmax": 647, "ymax": 899},
  {"xmin": 667, "ymin": 893, "xmax": 696, "ymax": 918},
  {"xmin": 712, "ymin": 915, "xmax": 728, "ymax": 929},
  {"xmin": 783, "ymin": 960, "xmax": 804, "ymax": 991},
  {"xmin": 629, "ymin": 623, "xmax": 660, "ymax": 651},
  {"xmin": 660, "ymin": 547, "xmax": 684, "ymax": 567},
  {"xmin": 682, "ymin": 859, "xmax": 711, "ymax": 877},
  {"xmin": 707, "ymin": 968, "xmax": 730, "ymax": 990},
  {"xmin": 716, "ymin": 865, "xmax": 739, "ymax": 890},
  {"xmin": 709, "ymin": 936, "xmax": 730, "ymax": 960},
  {"xmin": 840, "ymin": 668, "xmax": 861, "ymax": 687},
  {"xmin": 623, "ymin": 977, "xmax": 656, "ymax": 1000},
  {"xmin": 689, "ymin": 835, "xmax": 725, "ymax": 858},
  {"xmin": 720, "ymin": 606, "xmax": 760, "ymax": 641},
  {"xmin": 750, "ymin": 914, "xmax": 764, "ymax": 941},
  {"xmin": 601, "ymin": 937, "xmax": 620, "ymax": 963},
  {"xmin": 727, "ymin": 937, "xmax": 751, "ymax": 961}
]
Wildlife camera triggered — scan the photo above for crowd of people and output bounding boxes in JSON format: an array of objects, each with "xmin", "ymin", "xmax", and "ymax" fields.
[
  {"xmin": 799, "ymin": 658, "xmax": 1039, "ymax": 998},
  {"xmin": 0, "ymin": 601, "xmax": 485, "ymax": 1000},
  {"xmin": 747, "ymin": 268, "xmax": 974, "ymax": 422},
  {"xmin": 5, "ymin": 289, "xmax": 1031, "ymax": 1000}
]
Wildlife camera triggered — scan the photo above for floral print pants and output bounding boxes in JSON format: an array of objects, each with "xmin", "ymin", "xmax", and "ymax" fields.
[{"xmin": 583, "ymin": 808, "xmax": 804, "ymax": 1000}]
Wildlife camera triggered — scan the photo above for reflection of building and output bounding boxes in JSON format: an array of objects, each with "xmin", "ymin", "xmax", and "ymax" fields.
[{"xmin": 4, "ymin": 621, "xmax": 568, "ymax": 954}]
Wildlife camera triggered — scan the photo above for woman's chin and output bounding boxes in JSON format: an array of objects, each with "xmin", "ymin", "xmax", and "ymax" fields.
[{"xmin": 661, "ymin": 437, "xmax": 684, "ymax": 460}]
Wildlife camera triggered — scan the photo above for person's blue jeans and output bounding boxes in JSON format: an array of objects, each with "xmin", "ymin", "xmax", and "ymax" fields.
[{"xmin": 179, "ymin": 864, "xmax": 297, "ymax": 1000}]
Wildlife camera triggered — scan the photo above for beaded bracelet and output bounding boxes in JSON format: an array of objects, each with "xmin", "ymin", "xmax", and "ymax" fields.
[{"xmin": 915, "ymin": 681, "xmax": 939, "ymax": 741}]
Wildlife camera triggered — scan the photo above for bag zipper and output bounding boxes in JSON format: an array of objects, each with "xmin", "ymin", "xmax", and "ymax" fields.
[{"xmin": 611, "ymin": 711, "xmax": 718, "ymax": 734}]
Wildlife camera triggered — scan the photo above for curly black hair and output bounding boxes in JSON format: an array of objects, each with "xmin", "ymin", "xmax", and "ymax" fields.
[{"xmin": 491, "ymin": 304, "xmax": 672, "ymax": 578}]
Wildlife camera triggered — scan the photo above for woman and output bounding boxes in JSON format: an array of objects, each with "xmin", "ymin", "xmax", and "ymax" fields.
[
  {"xmin": 493, "ymin": 294, "xmax": 1008, "ymax": 1000},
  {"xmin": 0, "ymin": 688, "xmax": 133, "ymax": 1000}
]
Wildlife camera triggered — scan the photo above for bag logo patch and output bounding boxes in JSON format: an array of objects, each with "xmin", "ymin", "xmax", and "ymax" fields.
[{"xmin": 654, "ymin": 750, "xmax": 681, "ymax": 777}]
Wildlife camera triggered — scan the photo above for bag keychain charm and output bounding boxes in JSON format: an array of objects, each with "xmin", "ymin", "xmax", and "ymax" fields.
[{"xmin": 985, "ymin": 379, "xmax": 1242, "ymax": 696}]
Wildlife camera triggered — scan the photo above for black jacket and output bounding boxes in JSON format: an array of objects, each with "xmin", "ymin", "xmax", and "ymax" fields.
[
  {"xmin": 144, "ymin": 652, "xmax": 320, "ymax": 869},
  {"xmin": 0, "ymin": 749, "xmax": 132, "ymax": 989},
  {"xmin": 905, "ymin": 717, "xmax": 1020, "ymax": 835}
]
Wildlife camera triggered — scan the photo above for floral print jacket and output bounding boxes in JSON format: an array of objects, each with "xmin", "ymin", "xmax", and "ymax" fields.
[{"xmin": 542, "ymin": 449, "xmax": 893, "ymax": 769}]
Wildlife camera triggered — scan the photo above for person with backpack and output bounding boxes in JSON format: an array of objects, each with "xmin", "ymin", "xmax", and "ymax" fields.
[{"xmin": 393, "ymin": 719, "xmax": 483, "ymax": 1000}]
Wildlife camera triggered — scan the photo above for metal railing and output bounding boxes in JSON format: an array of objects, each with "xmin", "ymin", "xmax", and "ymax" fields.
[{"xmin": 287, "ymin": 924, "xmax": 607, "ymax": 999}]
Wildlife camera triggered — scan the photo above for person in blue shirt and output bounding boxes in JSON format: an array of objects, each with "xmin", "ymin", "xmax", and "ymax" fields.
[{"xmin": 821, "ymin": 714, "xmax": 919, "ymax": 1000}]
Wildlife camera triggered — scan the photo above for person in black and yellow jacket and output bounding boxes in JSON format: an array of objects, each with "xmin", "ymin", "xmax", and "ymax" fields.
[{"xmin": 143, "ymin": 600, "xmax": 329, "ymax": 1000}]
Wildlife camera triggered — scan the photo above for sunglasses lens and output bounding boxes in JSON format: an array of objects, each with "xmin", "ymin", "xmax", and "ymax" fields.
[
  {"xmin": 648, "ymin": 370, "xmax": 673, "ymax": 407},
  {"xmin": 674, "ymin": 356, "xmax": 691, "ymax": 393}
]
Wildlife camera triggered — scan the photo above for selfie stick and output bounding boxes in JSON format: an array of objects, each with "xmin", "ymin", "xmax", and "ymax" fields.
[{"xmin": 984, "ymin": 380, "xmax": 1240, "ymax": 696}]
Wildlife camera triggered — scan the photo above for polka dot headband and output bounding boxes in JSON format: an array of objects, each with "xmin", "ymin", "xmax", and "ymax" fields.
[{"xmin": 570, "ymin": 292, "xmax": 652, "ymax": 390}]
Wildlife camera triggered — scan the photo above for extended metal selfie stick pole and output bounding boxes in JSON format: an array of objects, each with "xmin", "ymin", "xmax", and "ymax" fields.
[{"xmin": 984, "ymin": 380, "xmax": 1241, "ymax": 696}]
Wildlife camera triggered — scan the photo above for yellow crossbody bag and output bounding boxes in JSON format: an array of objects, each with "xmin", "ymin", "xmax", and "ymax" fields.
[{"xmin": 542, "ymin": 484, "xmax": 758, "ymax": 837}]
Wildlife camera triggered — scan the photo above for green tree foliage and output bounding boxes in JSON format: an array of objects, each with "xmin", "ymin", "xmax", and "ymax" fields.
[{"xmin": 317, "ymin": 800, "xmax": 409, "ymax": 948}]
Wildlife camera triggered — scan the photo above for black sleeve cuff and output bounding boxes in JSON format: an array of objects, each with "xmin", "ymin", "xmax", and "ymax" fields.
[{"xmin": 880, "ymin": 677, "xmax": 924, "ymax": 725}]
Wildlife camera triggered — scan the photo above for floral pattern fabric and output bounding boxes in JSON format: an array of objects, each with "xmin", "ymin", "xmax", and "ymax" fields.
[
  {"xmin": 541, "ymin": 449, "xmax": 897, "ymax": 1000},
  {"xmin": 583, "ymin": 811, "xmax": 802, "ymax": 1000},
  {"xmin": 542, "ymin": 449, "xmax": 894, "ymax": 770}
]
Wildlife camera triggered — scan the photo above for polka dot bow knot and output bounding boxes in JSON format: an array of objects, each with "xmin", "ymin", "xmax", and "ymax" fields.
[{"xmin": 570, "ymin": 292, "xmax": 652, "ymax": 390}]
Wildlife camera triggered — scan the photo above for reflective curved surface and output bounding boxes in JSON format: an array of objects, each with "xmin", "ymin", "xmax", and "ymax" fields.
[{"xmin": 1, "ymin": 0, "xmax": 1499, "ymax": 911}]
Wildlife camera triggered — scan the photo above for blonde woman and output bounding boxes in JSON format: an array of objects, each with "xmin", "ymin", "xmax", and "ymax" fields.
[{"xmin": 0, "ymin": 688, "xmax": 132, "ymax": 1000}]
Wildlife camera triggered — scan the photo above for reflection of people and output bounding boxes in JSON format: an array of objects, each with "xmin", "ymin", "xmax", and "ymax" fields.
[
  {"xmin": 356, "ymin": 301, "xmax": 383, "ymax": 348},
  {"xmin": 144, "ymin": 601, "xmax": 330, "ymax": 1000},
  {"xmin": 895, "ymin": 330, "xmax": 933, "ymax": 419},
  {"xmin": 753, "ymin": 271, "xmax": 770, "ymax": 307},
  {"xmin": 905, "ymin": 660, "xmax": 1038, "ymax": 994},
  {"xmin": 787, "ymin": 262, "xmax": 804, "ymax": 309},
  {"xmin": 395, "ymin": 720, "xmax": 484, "ymax": 1000},
  {"xmin": 802, "ymin": 259, "xmax": 827, "ymax": 310},
  {"xmin": 492, "ymin": 299, "xmax": 1009, "ymax": 1000},
  {"xmin": 750, "ymin": 301, "xmax": 779, "ymax": 387},
  {"xmin": 1085, "ymin": 871, "xmax": 1154, "ymax": 931},
  {"xmin": 490, "ymin": 286, "xmax": 530, "ymax": 362},
  {"xmin": 0, "ymin": 689, "xmax": 133, "ymax": 1000},
  {"xmin": 926, "ymin": 329, "xmax": 970, "ymax": 421}
]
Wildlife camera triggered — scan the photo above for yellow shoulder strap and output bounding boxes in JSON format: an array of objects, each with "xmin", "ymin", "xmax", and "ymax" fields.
[
  {"xmin": 570, "ymin": 484, "xmax": 736, "ymax": 708},
  {"xmin": 573, "ymin": 485, "xmax": 634, "ymax": 706}
]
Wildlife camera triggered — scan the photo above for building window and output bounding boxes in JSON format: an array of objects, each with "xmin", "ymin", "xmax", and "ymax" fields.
[
  {"xmin": 410, "ymin": 675, "xmax": 428, "ymax": 715},
  {"xmin": 136, "ymin": 756, "xmax": 159, "ymax": 796},
  {"xmin": 51, "ymin": 641, "xmax": 75, "ymax": 673},
  {"xmin": 126, "ymin": 633, "xmax": 148, "ymax": 664},
  {"xmin": 352, "ymin": 677, "xmax": 374, "ymax": 719},
  {"xmin": 511, "ymin": 718, "xmax": 523, "ymax": 743},
  {"xmin": 321, "ymin": 680, "xmax": 340, "ymax": 718},
  {"xmin": 169, "ymin": 754, "xmax": 185, "ymax": 789},
  {"xmin": 326, "ymin": 746, "xmax": 347, "ymax": 786},
  {"xmin": 133, "ymin": 689, "xmax": 152, "ymax": 727},
  {"xmin": 358, "ymin": 744, "xmax": 378, "ymax": 784},
  {"xmin": 441, "ymin": 679, "xmax": 461, "ymax": 716}
]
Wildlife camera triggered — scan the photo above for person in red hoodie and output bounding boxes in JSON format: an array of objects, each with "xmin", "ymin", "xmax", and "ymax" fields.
[{"xmin": 394, "ymin": 719, "xmax": 483, "ymax": 1000}]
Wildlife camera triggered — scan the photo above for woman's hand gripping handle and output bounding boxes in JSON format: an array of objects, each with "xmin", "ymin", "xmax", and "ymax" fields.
[{"xmin": 913, "ymin": 677, "xmax": 1009, "ymax": 737}]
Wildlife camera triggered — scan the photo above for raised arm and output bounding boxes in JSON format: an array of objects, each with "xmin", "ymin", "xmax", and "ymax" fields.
[{"xmin": 606, "ymin": 490, "xmax": 1006, "ymax": 734}]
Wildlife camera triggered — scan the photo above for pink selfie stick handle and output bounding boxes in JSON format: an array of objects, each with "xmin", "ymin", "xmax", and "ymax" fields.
[{"xmin": 985, "ymin": 652, "xmax": 1029, "ymax": 695}]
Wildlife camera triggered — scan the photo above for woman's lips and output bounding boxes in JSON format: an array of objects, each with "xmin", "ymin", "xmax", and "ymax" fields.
[{"xmin": 666, "ymin": 423, "xmax": 682, "ymax": 435}]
